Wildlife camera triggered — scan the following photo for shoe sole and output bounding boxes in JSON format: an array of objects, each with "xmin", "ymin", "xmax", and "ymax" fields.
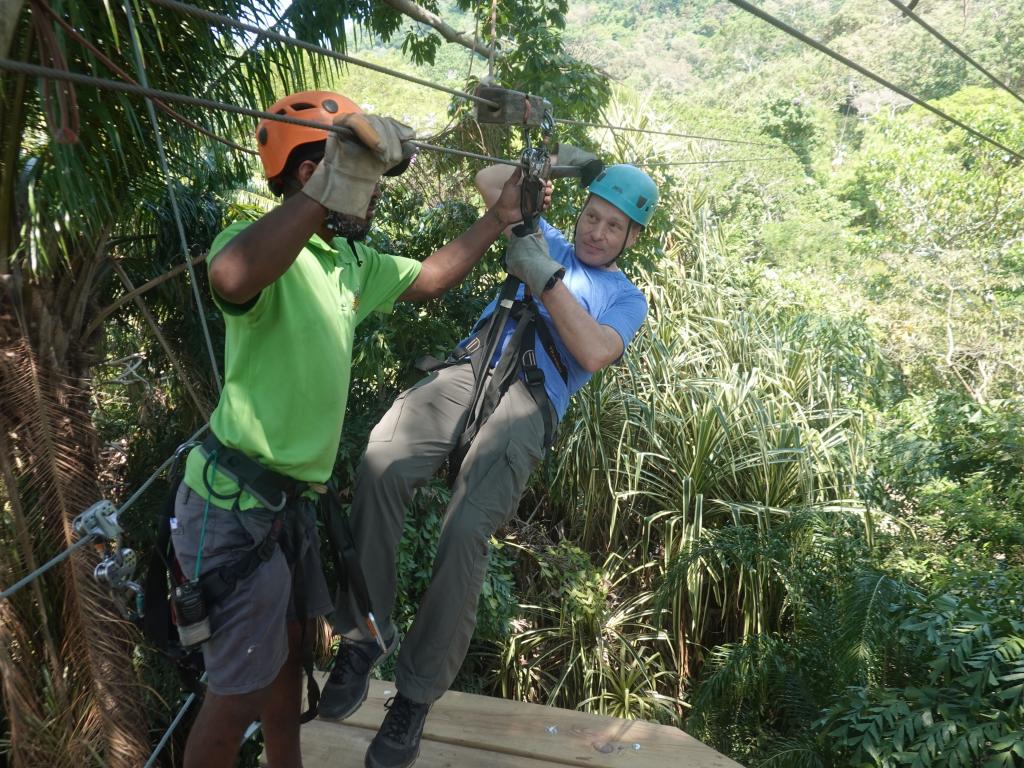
[
  {"xmin": 318, "ymin": 635, "xmax": 398, "ymax": 722},
  {"xmin": 364, "ymin": 744, "xmax": 420, "ymax": 768}
]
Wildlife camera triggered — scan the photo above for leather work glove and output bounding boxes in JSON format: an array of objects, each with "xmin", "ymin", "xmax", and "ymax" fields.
[
  {"xmin": 342, "ymin": 113, "xmax": 418, "ymax": 177},
  {"xmin": 554, "ymin": 143, "xmax": 604, "ymax": 187},
  {"xmin": 506, "ymin": 232, "xmax": 565, "ymax": 296},
  {"xmin": 302, "ymin": 115, "xmax": 416, "ymax": 218}
]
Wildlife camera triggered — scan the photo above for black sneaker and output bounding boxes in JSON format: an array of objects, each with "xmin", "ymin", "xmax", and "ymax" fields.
[
  {"xmin": 364, "ymin": 692, "xmax": 431, "ymax": 768},
  {"xmin": 318, "ymin": 632, "xmax": 398, "ymax": 721}
]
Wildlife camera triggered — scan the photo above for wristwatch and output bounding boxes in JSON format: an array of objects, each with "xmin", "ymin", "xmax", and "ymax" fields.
[{"xmin": 543, "ymin": 268, "xmax": 566, "ymax": 293}]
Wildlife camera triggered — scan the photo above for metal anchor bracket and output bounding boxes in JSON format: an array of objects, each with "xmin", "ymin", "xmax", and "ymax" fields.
[{"xmin": 475, "ymin": 85, "xmax": 553, "ymax": 129}]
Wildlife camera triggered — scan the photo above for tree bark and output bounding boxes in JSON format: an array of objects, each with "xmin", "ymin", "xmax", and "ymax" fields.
[{"xmin": 0, "ymin": 0, "xmax": 24, "ymax": 59}]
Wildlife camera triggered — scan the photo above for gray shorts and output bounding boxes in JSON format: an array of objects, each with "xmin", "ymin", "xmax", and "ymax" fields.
[{"xmin": 170, "ymin": 482, "xmax": 333, "ymax": 696}]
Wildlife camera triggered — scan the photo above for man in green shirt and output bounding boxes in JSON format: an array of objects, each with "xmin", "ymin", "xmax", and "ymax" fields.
[{"xmin": 171, "ymin": 90, "xmax": 527, "ymax": 768}]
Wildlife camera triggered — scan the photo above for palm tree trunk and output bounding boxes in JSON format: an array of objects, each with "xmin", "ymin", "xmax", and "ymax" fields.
[{"xmin": 0, "ymin": 264, "xmax": 150, "ymax": 767}]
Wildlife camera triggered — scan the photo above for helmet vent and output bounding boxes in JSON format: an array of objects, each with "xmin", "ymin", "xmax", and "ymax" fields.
[
  {"xmin": 636, "ymin": 196, "xmax": 648, "ymax": 208},
  {"xmin": 291, "ymin": 102, "xmax": 316, "ymax": 111},
  {"xmin": 275, "ymin": 108, "xmax": 287, "ymax": 115},
  {"xmin": 258, "ymin": 126, "xmax": 268, "ymax": 145}
]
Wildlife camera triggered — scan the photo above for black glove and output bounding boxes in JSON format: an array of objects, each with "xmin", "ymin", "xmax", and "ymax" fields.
[{"xmin": 555, "ymin": 143, "xmax": 604, "ymax": 187}]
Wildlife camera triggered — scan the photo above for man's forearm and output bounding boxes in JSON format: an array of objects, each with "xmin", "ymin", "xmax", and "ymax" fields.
[
  {"xmin": 399, "ymin": 208, "xmax": 507, "ymax": 301},
  {"xmin": 208, "ymin": 194, "xmax": 326, "ymax": 304},
  {"xmin": 540, "ymin": 281, "xmax": 624, "ymax": 373},
  {"xmin": 474, "ymin": 165, "xmax": 516, "ymax": 209}
]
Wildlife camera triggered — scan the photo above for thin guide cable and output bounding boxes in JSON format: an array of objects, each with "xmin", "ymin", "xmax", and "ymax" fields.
[
  {"xmin": 0, "ymin": 537, "xmax": 94, "ymax": 600},
  {"xmin": 143, "ymin": 674, "xmax": 206, "ymax": 768},
  {"xmin": 555, "ymin": 117, "xmax": 773, "ymax": 147},
  {"xmin": 724, "ymin": 0, "xmax": 1024, "ymax": 162},
  {"xmin": 147, "ymin": 0, "xmax": 498, "ymax": 109},
  {"xmin": 635, "ymin": 157, "xmax": 778, "ymax": 167},
  {"xmin": 0, "ymin": 424, "xmax": 208, "ymax": 601},
  {"xmin": 122, "ymin": 0, "xmax": 222, "ymax": 391}
]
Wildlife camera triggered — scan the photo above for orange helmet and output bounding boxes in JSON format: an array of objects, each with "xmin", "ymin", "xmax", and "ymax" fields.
[{"xmin": 256, "ymin": 90, "xmax": 362, "ymax": 180}]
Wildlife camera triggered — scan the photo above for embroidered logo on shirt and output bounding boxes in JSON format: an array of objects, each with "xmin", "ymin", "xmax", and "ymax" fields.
[{"xmin": 352, "ymin": 292, "xmax": 361, "ymax": 313}]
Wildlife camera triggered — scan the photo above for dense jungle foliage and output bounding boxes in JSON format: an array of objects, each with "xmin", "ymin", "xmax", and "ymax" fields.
[{"xmin": 1, "ymin": 1, "xmax": 1022, "ymax": 767}]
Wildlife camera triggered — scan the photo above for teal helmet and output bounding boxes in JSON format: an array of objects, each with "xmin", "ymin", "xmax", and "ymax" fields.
[{"xmin": 588, "ymin": 164, "xmax": 659, "ymax": 227}]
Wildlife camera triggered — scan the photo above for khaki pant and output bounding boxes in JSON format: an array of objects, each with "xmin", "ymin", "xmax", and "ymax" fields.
[{"xmin": 334, "ymin": 362, "xmax": 549, "ymax": 703}]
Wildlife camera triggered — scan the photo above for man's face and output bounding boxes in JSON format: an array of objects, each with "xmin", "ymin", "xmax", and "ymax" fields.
[{"xmin": 573, "ymin": 195, "xmax": 638, "ymax": 267}]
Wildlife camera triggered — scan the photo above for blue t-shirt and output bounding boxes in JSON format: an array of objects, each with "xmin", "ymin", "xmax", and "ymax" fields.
[{"xmin": 464, "ymin": 218, "xmax": 648, "ymax": 420}]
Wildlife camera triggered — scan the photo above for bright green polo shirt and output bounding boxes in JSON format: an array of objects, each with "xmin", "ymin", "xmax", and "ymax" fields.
[{"xmin": 183, "ymin": 221, "xmax": 421, "ymax": 509}]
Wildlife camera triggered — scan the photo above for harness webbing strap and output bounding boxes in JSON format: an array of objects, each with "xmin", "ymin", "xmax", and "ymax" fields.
[
  {"xmin": 438, "ymin": 277, "xmax": 566, "ymax": 484},
  {"xmin": 320, "ymin": 486, "xmax": 387, "ymax": 651},
  {"xmin": 462, "ymin": 276, "xmax": 522, "ymax": 437},
  {"xmin": 199, "ymin": 433, "xmax": 303, "ymax": 511},
  {"xmin": 467, "ymin": 299, "xmax": 537, "ymax": 449},
  {"xmin": 148, "ymin": 434, "xmax": 354, "ymax": 722}
]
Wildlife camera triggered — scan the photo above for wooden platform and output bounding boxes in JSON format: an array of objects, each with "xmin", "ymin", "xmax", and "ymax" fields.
[{"xmin": 282, "ymin": 675, "xmax": 743, "ymax": 768}]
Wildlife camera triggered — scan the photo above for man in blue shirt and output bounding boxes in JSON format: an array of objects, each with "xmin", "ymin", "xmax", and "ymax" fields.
[{"xmin": 322, "ymin": 149, "xmax": 658, "ymax": 768}]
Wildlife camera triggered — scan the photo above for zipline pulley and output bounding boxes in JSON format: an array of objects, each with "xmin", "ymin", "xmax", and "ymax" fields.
[
  {"xmin": 73, "ymin": 500, "xmax": 122, "ymax": 541},
  {"xmin": 95, "ymin": 547, "xmax": 144, "ymax": 618},
  {"xmin": 472, "ymin": 84, "xmax": 556, "ymax": 236},
  {"xmin": 474, "ymin": 85, "xmax": 553, "ymax": 129}
]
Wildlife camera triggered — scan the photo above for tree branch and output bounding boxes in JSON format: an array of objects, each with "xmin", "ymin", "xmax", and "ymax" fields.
[
  {"xmin": 379, "ymin": 0, "xmax": 497, "ymax": 59},
  {"xmin": 108, "ymin": 261, "xmax": 211, "ymax": 419},
  {"xmin": 83, "ymin": 250, "xmax": 202, "ymax": 341}
]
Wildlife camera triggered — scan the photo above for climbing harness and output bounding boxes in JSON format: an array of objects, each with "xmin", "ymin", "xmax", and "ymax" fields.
[
  {"xmin": 417, "ymin": 86, "xmax": 570, "ymax": 481},
  {"xmin": 138, "ymin": 432, "xmax": 388, "ymax": 721},
  {"xmin": 418, "ymin": 275, "xmax": 568, "ymax": 484}
]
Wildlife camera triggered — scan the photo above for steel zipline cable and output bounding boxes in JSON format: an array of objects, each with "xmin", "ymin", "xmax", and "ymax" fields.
[
  {"xmin": 0, "ymin": 58, "xmax": 516, "ymax": 163},
  {"xmin": 723, "ymin": 0, "xmax": 1024, "ymax": 163},
  {"xmin": 0, "ymin": 59, "xmax": 774, "ymax": 174},
  {"xmin": 883, "ymin": 0, "xmax": 1024, "ymax": 109}
]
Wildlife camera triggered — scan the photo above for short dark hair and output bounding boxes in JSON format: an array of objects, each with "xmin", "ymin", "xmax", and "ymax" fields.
[{"xmin": 268, "ymin": 140, "xmax": 326, "ymax": 196}]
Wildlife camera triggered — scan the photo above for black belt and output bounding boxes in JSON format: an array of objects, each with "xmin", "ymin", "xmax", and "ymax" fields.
[{"xmin": 200, "ymin": 433, "xmax": 308, "ymax": 512}]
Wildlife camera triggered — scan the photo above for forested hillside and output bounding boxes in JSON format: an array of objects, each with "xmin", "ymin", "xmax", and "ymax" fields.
[
  {"xmin": 552, "ymin": 2, "xmax": 1024, "ymax": 765},
  {"xmin": 2, "ymin": 2, "xmax": 1022, "ymax": 767}
]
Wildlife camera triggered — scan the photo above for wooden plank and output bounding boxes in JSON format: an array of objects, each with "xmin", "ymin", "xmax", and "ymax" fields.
[
  {"xmin": 307, "ymin": 675, "xmax": 743, "ymax": 768},
  {"xmin": 298, "ymin": 719, "xmax": 567, "ymax": 767}
]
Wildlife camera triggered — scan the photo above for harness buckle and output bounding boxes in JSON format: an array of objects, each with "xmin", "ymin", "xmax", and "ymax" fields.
[{"xmin": 523, "ymin": 366, "xmax": 545, "ymax": 386}]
